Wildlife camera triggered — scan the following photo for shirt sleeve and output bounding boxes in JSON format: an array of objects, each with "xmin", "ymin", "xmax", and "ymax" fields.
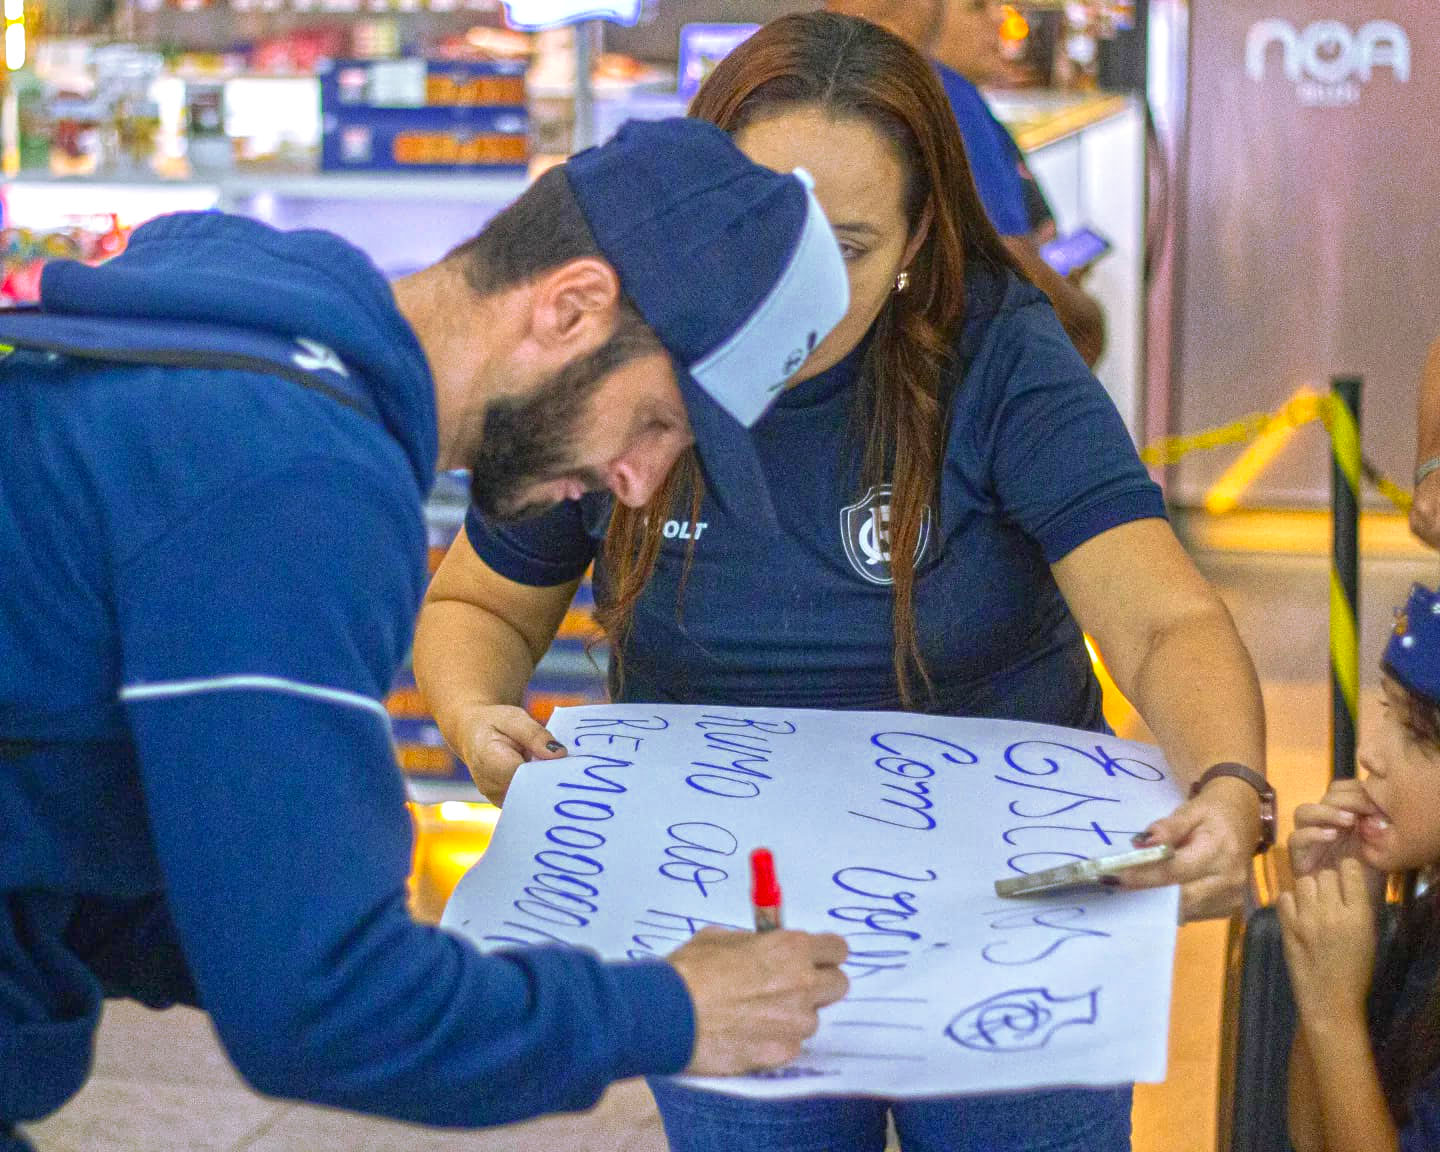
[
  {"xmin": 937, "ymin": 66, "xmax": 1031, "ymax": 238},
  {"xmin": 961, "ymin": 124, "xmax": 1030, "ymax": 238},
  {"xmin": 114, "ymin": 461, "xmax": 693, "ymax": 1126},
  {"xmin": 464, "ymin": 493, "xmax": 609, "ymax": 587},
  {"xmin": 956, "ymin": 294, "xmax": 1166, "ymax": 563},
  {"xmin": 999, "ymin": 127, "xmax": 1056, "ymax": 240}
]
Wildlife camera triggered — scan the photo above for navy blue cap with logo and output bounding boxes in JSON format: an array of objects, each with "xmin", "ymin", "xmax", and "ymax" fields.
[
  {"xmin": 562, "ymin": 117, "xmax": 849, "ymax": 529},
  {"xmin": 1384, "ymin": 583, "xmax": 1440, "ymax": 706}
]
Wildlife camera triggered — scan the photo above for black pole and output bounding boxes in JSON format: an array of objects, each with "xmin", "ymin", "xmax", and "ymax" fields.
[{"xmin": 1330, "ymin": 376, "xmax": 1361, "ymax": 780}]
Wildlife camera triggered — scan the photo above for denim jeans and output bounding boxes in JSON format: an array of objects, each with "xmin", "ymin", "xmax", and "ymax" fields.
[{"xmin": 648, "ymin": 1079, "xmax": 1132, "ymax": 1152}]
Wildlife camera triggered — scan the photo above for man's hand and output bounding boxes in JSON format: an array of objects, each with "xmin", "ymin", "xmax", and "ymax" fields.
[
  {"xmin": 454, "ymin": 704, "xmax": 566, "ymax": 805},
  {"xmin": 668, "ymin": 927, "xmax": 850, "ymax": 1075},
  {"xmin": 1277, "ymin": 860, "xmax": 1378, "ymax": 1030},
  {"xmin": 1117, "ymin": 777, "xmax": 1259, "ymax": 920}
]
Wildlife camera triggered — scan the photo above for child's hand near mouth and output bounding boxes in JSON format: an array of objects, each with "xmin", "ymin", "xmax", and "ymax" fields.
[{"xmin": 1289, "ymin": 776, "xmax": 1388, "ymax": 902}]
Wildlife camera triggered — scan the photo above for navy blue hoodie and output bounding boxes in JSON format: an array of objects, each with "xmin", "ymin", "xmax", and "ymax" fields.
[{"xmin": 0, "ymin": 212, "xmax": 692, "ymax": 1127}]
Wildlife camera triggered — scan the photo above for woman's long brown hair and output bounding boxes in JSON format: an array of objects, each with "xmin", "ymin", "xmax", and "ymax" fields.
[{"xmin": 597, "ymin": 11, "xmax": 1021, "ymax": 707}]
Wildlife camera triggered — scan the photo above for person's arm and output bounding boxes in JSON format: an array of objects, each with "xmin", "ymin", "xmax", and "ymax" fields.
[
  {"xmin": 1051, "ymin": 518, "xmax": 1267, "ymax": 919},
  {"xmin": 413, "ymin": 524, "xmax": 577, "ymax": 804},
  {"xmin": 976, "ymin": 303, "xmax": 1262, "ymax": 920},
  {"xmin": 1286, "ymin": 788, "xmax": 1392, "ymax": 1151},
  {"xmin": 1302, "ymin": 1023, "xmax": 1398, "ymax": 1152},
  {"xmin": 1001, "ymin": 234, "xmax": 1106, "ymax": 368},
  {"xmin": 1277, "ymin": 862, "xmax": 1397, "ymax": 1152},
  {"xmin": 115, "ymin": 464, "xmax": 847, "ymax": 1126},
  {"xmin": 1289, "ymin": 1026, "xmax": 1326, "ymax": 1152},
  {"xmin": 1410, "ymin": 336, "xmax": 1440, "ymax": 548}
]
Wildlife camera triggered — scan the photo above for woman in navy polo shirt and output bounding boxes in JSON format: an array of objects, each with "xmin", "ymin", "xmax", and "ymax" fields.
[{"xmin": 415, "ymin": 13, "xmax": 1267, "ymax": 1151}]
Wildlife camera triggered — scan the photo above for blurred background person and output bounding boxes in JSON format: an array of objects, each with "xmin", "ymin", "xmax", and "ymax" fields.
[{"xmin": 829, "ymin": 0, "xmax": 1106, "ymax": 365}]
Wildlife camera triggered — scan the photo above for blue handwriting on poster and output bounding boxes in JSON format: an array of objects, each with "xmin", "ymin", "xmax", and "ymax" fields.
[
  {"xmin": 478, "ymin": 724, "xmax": 660, "ymax": 948},
  {"xmin": 848, "ymin": 731, "xmax": 978, "ymax": 831},
  {"xmin": 980, "ymin": 905, "xmax": 1111, "ymax": 966},
  {"xmin": 659, "ymin": 821, "xmax": 738, "ymax": 897},
  {"xmin": 625, "ymin": 907, "xmax": 746, "ymax": 962},
  {"xmin": 828, "ymin": 865, "xmax": 938, "ymax": 979},
  {"xmin": 682, "ymin": 714, "xmax": 798, "ymax": 799},
  {"xmin": 998, "ymin": 739, "xmax": 1165, "ymax": 876}
]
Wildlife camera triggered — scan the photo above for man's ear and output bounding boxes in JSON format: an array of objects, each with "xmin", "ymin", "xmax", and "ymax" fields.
[{"xmin": 528, "ymin": 257, "xmax": 622, "ymax": 358}]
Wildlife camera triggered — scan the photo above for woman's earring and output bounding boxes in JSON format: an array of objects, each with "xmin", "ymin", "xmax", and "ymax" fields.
[{"xmin": 894, "ymin": 269, "xmax": 911, "ymax": 293}]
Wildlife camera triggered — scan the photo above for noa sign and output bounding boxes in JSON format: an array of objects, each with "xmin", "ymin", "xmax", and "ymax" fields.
[
  {"xmin": 501, "ymin": 0, "xmax": 642, "ymax": 29},
  {"xmin": 1245, "ymin": 18, "xmax": 1410, "ymax": 105}
]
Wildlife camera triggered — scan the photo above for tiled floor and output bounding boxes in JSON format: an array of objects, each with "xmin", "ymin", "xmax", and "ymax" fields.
[
  {"xmin": 22, "ymin": 515, "xmax": 1437, "ymax": 1151},
  {"xmin": 24, "ymin": 1002, "xmax": 670, "ymax": 1151}
]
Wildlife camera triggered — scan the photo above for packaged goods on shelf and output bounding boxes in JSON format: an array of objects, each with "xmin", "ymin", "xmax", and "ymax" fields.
[
  {"xmin": 320, "ymin": 57, "xmax": 527, "ymax": 108},
  {"xmin": 322, "ymin": 104, "xmax": 526, "ymax": 170},
  {"xmin": 319, "ymin": 58, "xmax": 527, "ymax": 172},
  {"xmin": 0, "ymin": 216, "xmax": 130, "ymax": 303},
  {"xmin": 223, "ymin": 75, "xmax": 321, "ymax": 170},
  {"xmin": 677, "ymin": 23, "xmax": 758, "ymax": 98}
]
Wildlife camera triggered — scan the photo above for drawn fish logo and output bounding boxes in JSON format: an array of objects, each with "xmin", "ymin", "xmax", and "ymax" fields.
[{"xmin": 945, "ymin": 986, "xmax": 1101, "ymax": 1053}]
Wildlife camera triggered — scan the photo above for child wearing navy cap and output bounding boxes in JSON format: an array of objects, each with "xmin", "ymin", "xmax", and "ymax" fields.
[{"xmin": 1281, "ymin": 582, "xmax": 1440, "ymax": 1151}]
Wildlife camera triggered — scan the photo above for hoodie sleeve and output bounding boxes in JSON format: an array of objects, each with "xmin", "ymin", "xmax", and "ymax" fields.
[{"xmin": 112, "ymin": 459, "xmax": 694, "ymax": 1126}]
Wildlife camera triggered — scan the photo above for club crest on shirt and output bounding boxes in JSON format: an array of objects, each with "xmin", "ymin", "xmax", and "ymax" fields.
[{"xmin": 839, "ymin": 485, "xmax": 932, "ymax": 586}]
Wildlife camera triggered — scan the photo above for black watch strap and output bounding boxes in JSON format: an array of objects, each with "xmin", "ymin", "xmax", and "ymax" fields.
[{"xmin": 1189, "ymin": 762, "xmax": 1276, "ymax": 854}]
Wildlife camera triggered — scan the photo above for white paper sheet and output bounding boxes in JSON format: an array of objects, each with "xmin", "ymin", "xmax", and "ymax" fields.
[{"xmin": 441, "ymin": 705, "xmax": 1183, "ymax": 1099}]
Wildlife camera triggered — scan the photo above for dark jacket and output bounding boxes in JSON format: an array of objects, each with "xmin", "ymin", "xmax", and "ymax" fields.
[{"xmin": 0, "ymin": 212, "xmax": 692, "ymax": 1127}]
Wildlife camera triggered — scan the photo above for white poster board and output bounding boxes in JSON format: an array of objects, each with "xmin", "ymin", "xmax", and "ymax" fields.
[{"xmin": 441, "ymin": 705, "xmax": 1184, "ymax": 1099}]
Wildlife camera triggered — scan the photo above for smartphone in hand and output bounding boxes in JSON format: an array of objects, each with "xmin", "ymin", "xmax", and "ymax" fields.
[
  {"xmin": 1039, "ymin": 227, "xmax": 1112, "ymax": 278},
  {"xmin": 994, "ymin": 844, "xmax": 1174, "ymax": 898}
]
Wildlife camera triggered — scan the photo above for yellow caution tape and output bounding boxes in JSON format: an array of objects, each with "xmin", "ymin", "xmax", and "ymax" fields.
[
  {"xmin": 1140, "ymin": 389, "xmax": 1414, "ymax": 515},
  {"xmin": 1363, "ymin": 458, "xmax": 1413, "ymax": 514},
  {"xmin": 1203, "ymin": 388, "xmax": 1324, "ymax": 515},
  {"xmin": 1139, "ymin": 389, "xmax": 1326, "ymax": 468}
]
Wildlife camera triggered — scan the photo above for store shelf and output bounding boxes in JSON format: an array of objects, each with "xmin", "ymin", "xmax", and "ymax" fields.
[
  {"xmin": 986, "ymin": 90, "xmax": 1133, "ymax": 152},
  {"xmin": 1, "ymin": 168, "xmax": 531, "ymax": 204},
  {"xmin": 222, "ymin": 169, "xmax": 531, "ymax": 201}
]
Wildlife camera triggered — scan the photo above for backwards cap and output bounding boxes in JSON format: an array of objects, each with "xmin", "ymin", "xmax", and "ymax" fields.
[{"xmin": 563, "ymin": 117, "xmax": 849, "ymax": 528}]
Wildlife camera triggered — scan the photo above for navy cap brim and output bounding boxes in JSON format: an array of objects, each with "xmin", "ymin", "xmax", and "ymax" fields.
[{"xmin": 679, "ymin": 372, "xmax": 779, "ymax": 533}]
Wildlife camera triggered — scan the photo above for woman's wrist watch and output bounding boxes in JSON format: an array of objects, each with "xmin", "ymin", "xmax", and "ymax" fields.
[{"xmin": 1189, "ymin": 762, "xmax": 1276, "ymax": 855}]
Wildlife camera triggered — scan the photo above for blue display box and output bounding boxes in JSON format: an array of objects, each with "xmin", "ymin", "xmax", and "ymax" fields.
[
  {"xmin": 319, "ymin": 58, "xmax": 528, "ymax": 111},
  {"xmin": 321, "ymin": 105, "xmax": 529, "ymax": 173}
]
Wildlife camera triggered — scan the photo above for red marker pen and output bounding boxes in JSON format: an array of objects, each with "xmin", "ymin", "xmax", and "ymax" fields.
[{"xmin": 750, "ymin": 847, "xmax": 783, "ymax": 933}]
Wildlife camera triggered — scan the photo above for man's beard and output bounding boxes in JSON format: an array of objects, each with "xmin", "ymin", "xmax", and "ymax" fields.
[{"xmin": 466, "ymin": 347, "xmax": 610, "ymax": 521}]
